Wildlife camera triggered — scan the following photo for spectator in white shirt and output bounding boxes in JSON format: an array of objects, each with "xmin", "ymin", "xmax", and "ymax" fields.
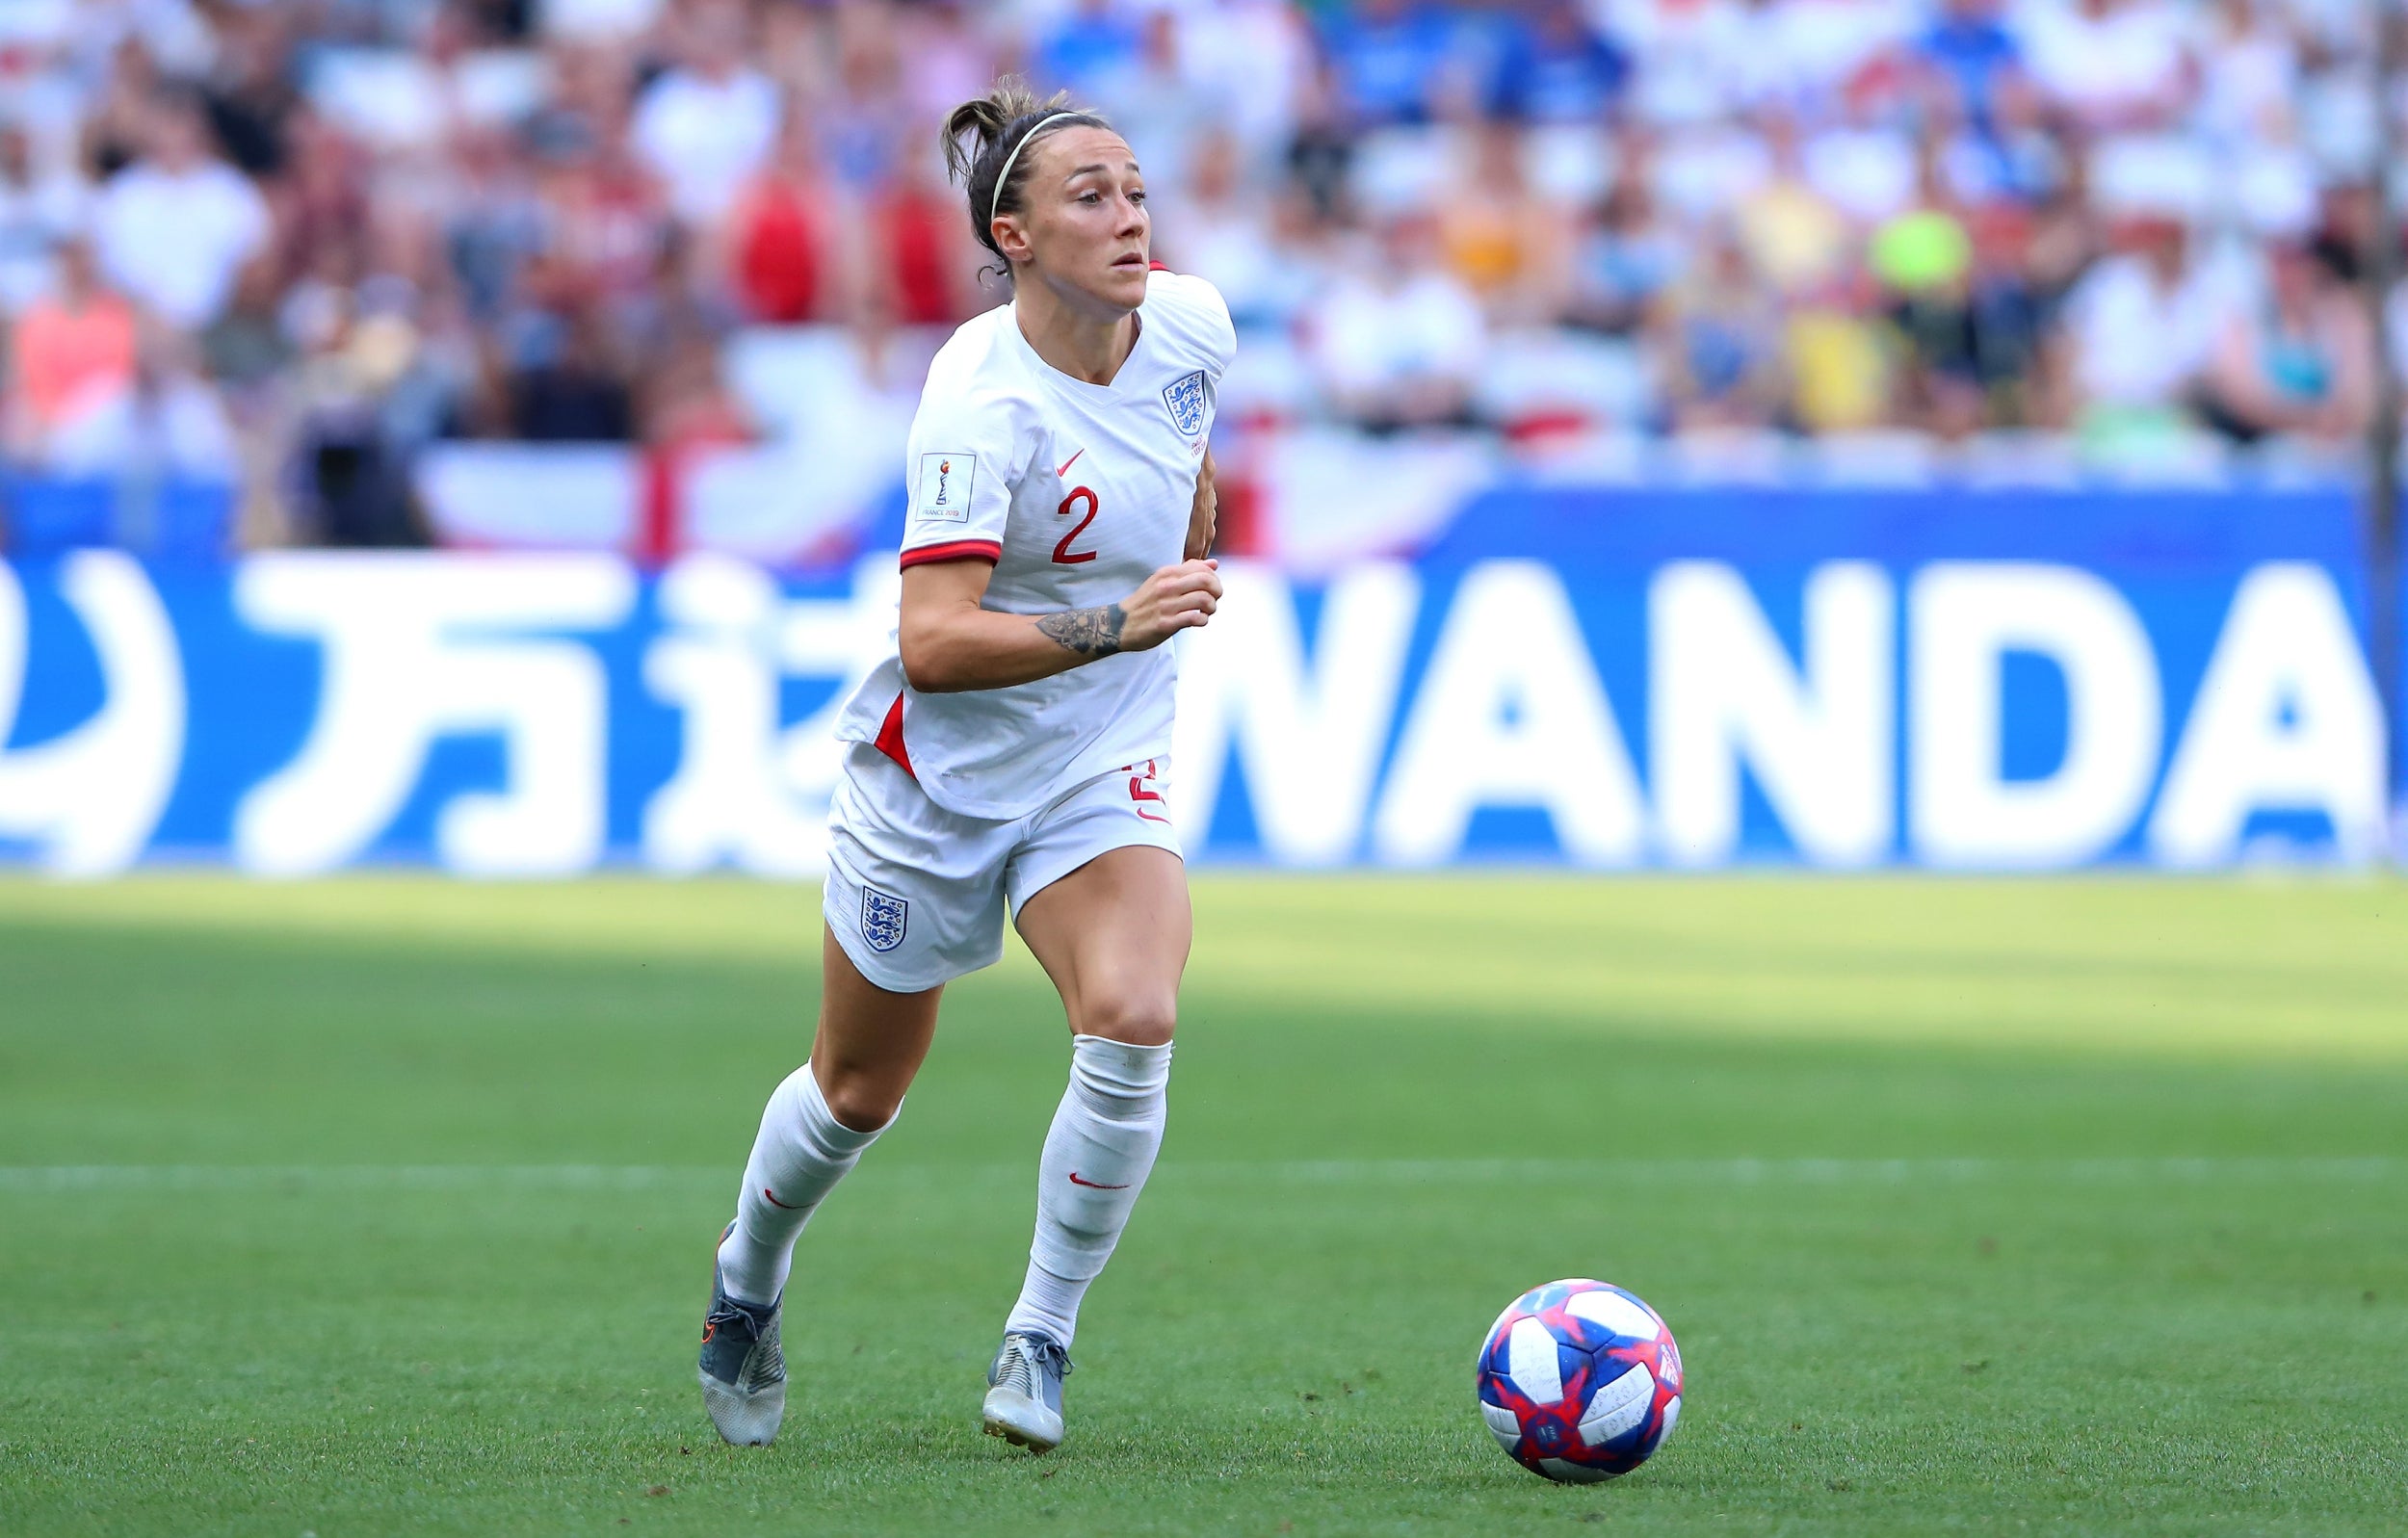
[
  {"xmin": 1312, "ymin": 214, "xmax": 1486, "ymax": 433},
  {"xmin": 2016, "ymin": 0, "xmax": 2190, "ymax": 132},
  {"xmin": 1180, "ymin": 0, "xmax": 1312, "ymax": 166},
  {"xmin": 2192, "ymin": 0, "xmax": 2299, "ymax": 147},
  {"xmin": 1156, "ymin": 127, "xmax": 1305, "ymax": 330},
  {"xmin": 2059, "ymin": 217, "xmax": 2222, "ymax": 420},
  {"xmin": 0, "ymin": 123, "xmax": 87, "ymax": 315},
  {"xmin": 631, "ymin": 0, "xmax": 779, "ymax": 230},
  {"xmin": 91, "ymin": 88, "xmax": 268, "ymax": 331},
  {"xmin": 1804, "ymin": 92, "xmax": 1920, "ymax": 225},
  {"xmin": 1093, "ymin": 11, "xmax": 1217, "ymax": 208},
  {"xmin": 1741, "ymin": 0, "xmax": 1920, "ymax": 119}
]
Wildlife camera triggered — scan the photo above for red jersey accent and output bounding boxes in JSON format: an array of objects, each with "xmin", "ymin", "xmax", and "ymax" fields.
[
  {"xmin": 875, "ymin": 694, "xmax": 914, "ymax": 777},
  {"xmin": 1148, "ymin": 261, "xmax": 1170, "ymax": 272},
  {"xmin": 899, "ymin": 538, "xmax": 1003, "ymax": 569}
]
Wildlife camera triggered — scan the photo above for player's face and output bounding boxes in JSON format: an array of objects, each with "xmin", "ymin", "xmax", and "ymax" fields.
[{"xmin": 1003, "ymin": 126, "xmax": 1151, "ymax": 314}]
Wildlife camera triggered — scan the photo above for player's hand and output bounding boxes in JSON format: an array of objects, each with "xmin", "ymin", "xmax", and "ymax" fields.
[
  {"xmin": 1118, "ymin": 559, "xmax": 1221, "ymax": 651},
  {"xmin": 1184, "ymin": 448, "xmax": 1217, "ymax": 561}
]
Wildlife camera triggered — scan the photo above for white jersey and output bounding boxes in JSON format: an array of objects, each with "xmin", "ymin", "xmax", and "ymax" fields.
[{"xmin": 835, "ymin": 268, "xmax": 1235, "ymax": 820}]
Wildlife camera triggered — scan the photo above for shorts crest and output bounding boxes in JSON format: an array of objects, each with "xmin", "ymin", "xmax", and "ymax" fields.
[
  {"xmin": 860, "ymin": 887, "xmax": 908, "ymax": 952},
  {"xmin": 1162, "ymin": 371, "xmax": 1209, "ymax": 437}
]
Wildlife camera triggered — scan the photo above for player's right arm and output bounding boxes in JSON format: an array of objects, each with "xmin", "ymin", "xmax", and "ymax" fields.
[{"xmin": 898, "ymin": 557, "xmax": 1221, "ymax": 694}]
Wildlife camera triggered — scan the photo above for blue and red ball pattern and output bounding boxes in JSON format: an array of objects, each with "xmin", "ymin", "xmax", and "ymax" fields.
[{"xmin": 1475, "ymin": 1279, "xmax": 1683, "ymax": 1483}]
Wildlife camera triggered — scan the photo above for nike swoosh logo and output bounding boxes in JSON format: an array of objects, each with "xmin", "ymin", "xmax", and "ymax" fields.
[
  {"xmin": 762, "ymin": 1186, "xmax": 801, "ymax": 1210},
  {"xmin": 1057, "ymin": 448, "xmax": 1085, "ymax": 477},
  {"xmin": 1067, "ymin": 1172, "xmax": 1130, "ymax": 1189}
]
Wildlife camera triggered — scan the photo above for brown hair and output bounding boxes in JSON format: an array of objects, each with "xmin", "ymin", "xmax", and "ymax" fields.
[{"xmin": 940, "ymin": 79, "xmax": 1112, "ymax": 271}]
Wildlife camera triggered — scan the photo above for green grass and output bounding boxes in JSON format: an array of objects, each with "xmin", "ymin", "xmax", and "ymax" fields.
[{"xmin": 1, "ymin": 874, "xmax": 2404, "ymax": 1537}]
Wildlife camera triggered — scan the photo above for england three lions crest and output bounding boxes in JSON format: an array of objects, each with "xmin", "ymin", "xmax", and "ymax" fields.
[
  {"xmin": 1162, "ymin": 370, "xmax": 1209, "ymax": 438},
  {"xmin": 860, "ymin": 888, "xmax": 908, "ymax": 952}
]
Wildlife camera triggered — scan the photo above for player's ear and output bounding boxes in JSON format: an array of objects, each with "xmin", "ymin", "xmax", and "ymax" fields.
[{"xmin": 991, "ymin": 215, "xmax": 1033, "ymax": 267}]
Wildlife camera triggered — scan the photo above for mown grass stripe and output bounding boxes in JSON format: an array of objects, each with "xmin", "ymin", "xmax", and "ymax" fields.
[{"xmin": 2, "ymin": 1156, "xmax": 2396, "ymax": 1193}]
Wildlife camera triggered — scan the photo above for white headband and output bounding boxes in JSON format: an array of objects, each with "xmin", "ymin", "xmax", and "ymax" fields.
[{"xmin": 989, "ymin": 112, "xmax": 1082, "ymax": 227}]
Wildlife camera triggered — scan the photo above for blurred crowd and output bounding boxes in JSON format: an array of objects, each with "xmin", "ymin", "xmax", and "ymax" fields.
[{"xmin": 0, "ymin": 0, "xmax": 2403, "ymax": 549}]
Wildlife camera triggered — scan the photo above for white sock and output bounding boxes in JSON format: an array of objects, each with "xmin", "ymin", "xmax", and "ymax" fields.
[
  {"xmin": 1005, "ymin": 1034, "xmax": 1173, "ymax": 1348},
  {"xmin": 716, "ymin": 1064, "xmax": 891, "ymax": 1305}
]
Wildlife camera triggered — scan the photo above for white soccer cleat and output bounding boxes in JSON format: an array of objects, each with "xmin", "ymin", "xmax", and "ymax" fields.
[
  {"xmin": 697, "ymin": 1225, "xmax": 787, "ymax": 1447},
  {"xmin": 982, "ymin": 1332, "xmax": 1072, "ymax": 1452}
]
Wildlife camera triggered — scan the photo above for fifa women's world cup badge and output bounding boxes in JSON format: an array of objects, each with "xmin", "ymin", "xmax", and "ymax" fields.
[
  {"xmin": 916, "ymin": 453, "xmax": 974, "ymax": 523},
  {"xmin": 1162, "ymin": 371, "xmax": 1208, "ymax": 438}
]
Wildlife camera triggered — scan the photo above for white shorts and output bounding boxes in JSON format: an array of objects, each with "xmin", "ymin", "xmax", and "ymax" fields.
[{"xmin": 824, "ymin": 743, "xmax": 1182, "ymax": 992}]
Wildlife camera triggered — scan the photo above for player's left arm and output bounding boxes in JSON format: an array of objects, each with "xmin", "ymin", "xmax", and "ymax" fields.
[
  {"xmin": 1166, "ymin": 270, "xmax": 1234, "ymax": 564},
  {"xmin": 1184, "ymin": 447, "xmax": 1217, "ymax": 562}
]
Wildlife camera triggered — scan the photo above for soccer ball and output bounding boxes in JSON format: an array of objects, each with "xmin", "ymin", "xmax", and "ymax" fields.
[{"xmin": 1475, "ymin": 1279, "xmax": 1683, "ymax": 1483}]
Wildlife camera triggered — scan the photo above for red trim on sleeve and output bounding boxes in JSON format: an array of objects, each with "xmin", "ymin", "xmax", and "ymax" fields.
[
  {"xmin": 874, "ymin": 693, "xmax": 914, "ymax": 778},
  {"xmin": 899, "ymin": 538, "xmax": 1002, "ymax": 569}
]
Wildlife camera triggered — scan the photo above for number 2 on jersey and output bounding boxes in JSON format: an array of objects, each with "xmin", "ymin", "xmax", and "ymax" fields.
[{"xmin": 1053, "ymin": 485, "xmax": 1099, "ymax": 564}]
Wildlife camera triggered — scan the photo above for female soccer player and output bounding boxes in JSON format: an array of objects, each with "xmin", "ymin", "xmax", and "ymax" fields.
[{"xmin": 697, "ymin": 83, "xmax": 1231, "ymax": 1455}]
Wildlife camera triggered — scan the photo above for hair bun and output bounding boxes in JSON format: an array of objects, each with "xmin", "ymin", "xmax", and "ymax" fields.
[
  {"xmin": 938, "ymin": 78, "xmax": 1109, "ymax": 272},
  {"xmin": 941, "ymin": 80, "xmax": 1062, "ymax": 183}
]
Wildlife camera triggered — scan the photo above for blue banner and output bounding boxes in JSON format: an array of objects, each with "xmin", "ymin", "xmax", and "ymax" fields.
[{"xmin": 2, "ymin": 487, "xmax": 2396, "ymax": 874}]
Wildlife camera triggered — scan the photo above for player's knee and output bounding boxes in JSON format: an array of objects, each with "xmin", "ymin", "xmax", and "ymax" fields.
[
  {"xmin": 1075, "ymin": 992, "xmax": 1176, "ymax": 1047},
  {"xmin": 818, "ymin": 1071, "xmax": 903, "ymax": 1134}
]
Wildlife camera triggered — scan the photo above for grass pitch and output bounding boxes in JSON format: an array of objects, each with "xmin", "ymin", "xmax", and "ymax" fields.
[{"xmin": 1, "ymin": 874, "xmax": 2404, "ymax": 1536}]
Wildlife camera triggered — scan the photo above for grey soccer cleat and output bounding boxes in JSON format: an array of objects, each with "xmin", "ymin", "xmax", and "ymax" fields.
[
  {"xmin": 982, "ymin": 1332, "xmax": 1073, "ymax": 1452},
  {"xmin": 697, "ymin": 1224, "xmax": 786, "ymax": 1447}
]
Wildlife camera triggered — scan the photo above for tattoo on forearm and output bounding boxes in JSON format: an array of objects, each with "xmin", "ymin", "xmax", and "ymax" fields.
[{"xmin": 1038, "ymin": 603, "xmax": 1126, "ymax": 658}]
